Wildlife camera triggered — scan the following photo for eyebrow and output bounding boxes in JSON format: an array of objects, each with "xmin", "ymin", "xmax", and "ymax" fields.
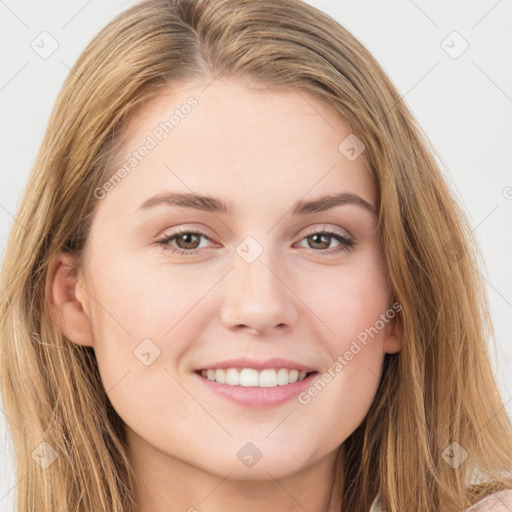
[{"xmin": 136, "ymin": 191, "xmax": 377, "ymax": 217}]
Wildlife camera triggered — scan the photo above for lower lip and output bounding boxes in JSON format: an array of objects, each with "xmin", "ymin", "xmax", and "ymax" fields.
[{"xmin": 195, "ymin": 371, "xmax": 318, "ymax": 408}]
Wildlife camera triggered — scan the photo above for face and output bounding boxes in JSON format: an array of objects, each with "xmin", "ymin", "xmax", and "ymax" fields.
[{"xmin": 50, "ymin": 77, "xmax": 401, "ymax": 488}]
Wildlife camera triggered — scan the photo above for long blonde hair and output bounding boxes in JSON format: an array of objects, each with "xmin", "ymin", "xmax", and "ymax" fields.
[{"xmin": 1, "ymin": 0, "xmax": 511, "ymax": 510}]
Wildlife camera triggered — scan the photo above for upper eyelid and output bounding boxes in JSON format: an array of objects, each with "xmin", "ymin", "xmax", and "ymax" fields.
[
  {"xmin": 301, "ymin": 223, "xmax": 353, "ymax": 239},
  {"xmin": 158, "ymin": 225, "xmax": 354, "ymax": 247},
  {"xmin": 161, "ymin": 222, "xmax": 353, "ymax": 238}
]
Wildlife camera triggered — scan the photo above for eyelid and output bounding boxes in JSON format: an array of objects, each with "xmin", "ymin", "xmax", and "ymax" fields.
[
  {"xmin": 155, "ymin": 222, "xmax": 356, "ymax": 257},
  {"xmin": 300, "ymin": 223, "xmax": 353, "ymax": 240},
  {"xmin": 158, "ymin": 224, "xmax": 216, "ymax": 240},
  {"xmin": 157, "ymin": 223, "xmax": 352, "ymax": 245}
]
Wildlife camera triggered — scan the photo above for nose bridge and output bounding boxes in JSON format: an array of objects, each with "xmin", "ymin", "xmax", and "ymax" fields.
[{"xmin": 220, "ymin": 236, "xmax": 298, "ymax": 333}]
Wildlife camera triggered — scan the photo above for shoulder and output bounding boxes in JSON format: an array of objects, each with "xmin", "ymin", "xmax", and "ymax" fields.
[
  {"xmin": 466, "ymin": 489, "xmax": 512, "ymax": 511},
  {"xmin": 370, "ymin": 490, "xmax": 512, "ymax": 512}
]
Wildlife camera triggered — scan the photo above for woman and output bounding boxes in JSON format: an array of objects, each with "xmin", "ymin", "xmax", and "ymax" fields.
[{"xmin": 0, "ymin": 0, "xmax": 511, "ymax": 510}]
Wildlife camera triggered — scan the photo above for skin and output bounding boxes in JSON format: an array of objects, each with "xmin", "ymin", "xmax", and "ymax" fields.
[{"xmin": 48, "ymin": 77, "xmax": 402, "ymax": 512}]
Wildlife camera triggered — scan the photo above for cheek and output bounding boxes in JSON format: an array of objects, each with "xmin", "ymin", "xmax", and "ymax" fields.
[
  {"xmin": 86, "ymin": 248, "xmax": 210, "ymax": 340},
  {"xmin": 298, "ymin": 314, "xmax": 387, "ymax": 444},
  {"xmin": 83, "ymin": 256, "xmax": 204, "ymax": 443},
  {"xmin": 315, "ymin": 257, "xmax": 390, "ymax": 346},
  {"xmin": 82, "ymin": 254, "xmax": 197, "ymax": 389},
  {"xmin": 307, "ymin": 353, "xmax": 383, "ymax": 442},
  {"xmin": 308, "ymin": 254, "xmax": 390, "ymax": 402}
]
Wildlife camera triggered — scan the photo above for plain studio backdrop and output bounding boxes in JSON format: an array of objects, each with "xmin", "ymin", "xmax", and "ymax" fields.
[{"xmin": 0, "ymin": 0, "xmax": 511, "ymax": 508}]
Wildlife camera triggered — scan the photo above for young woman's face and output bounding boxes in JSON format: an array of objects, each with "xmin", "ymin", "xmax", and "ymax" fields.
[{"xmin": 61, "ymin": 78, "xmax": 401, "ymax": 487}]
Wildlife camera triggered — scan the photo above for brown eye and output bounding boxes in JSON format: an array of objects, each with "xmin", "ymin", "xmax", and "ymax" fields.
[
  {"xmin": 156, "ymin": 229, "xmax": 214, "ymax": 256},
  {"xmin": 306, "ymin": 233, "xmax": 332, "ymax": 250},
  {"xmin": 174, "ymin": 233, "xmax": 201, "ymax": 250},
  {"xmin": 296, "ymin": 229, "xmax": 355, "ymax": 255}
]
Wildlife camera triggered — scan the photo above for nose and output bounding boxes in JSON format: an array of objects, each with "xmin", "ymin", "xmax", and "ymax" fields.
[{"xmin": 220, "ymin": 248, "xmax": 299, "ymax": 336}]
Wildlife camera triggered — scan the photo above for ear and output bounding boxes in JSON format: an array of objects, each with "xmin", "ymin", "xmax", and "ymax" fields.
[
  {"xmin": 382, "ymin": 308, "xmax": 403, "ymax": 354},
  {"xmin": 46, "ymin": 250, "xmax": 94, "ymax": 347}
]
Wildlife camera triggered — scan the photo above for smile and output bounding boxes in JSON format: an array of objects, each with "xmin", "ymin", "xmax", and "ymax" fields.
[{"xmin": 197, "ymin": 367, "xmax": 316, "ymax": 388}]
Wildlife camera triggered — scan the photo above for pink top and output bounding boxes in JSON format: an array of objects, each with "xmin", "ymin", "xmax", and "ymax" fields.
[{"xmin": 369, "ymin": 489, "xmax": 512, "ymax": 511}]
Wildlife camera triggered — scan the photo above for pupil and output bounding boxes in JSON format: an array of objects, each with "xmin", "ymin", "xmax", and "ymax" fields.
[
  {"xmin": 179, "ymin": 233, "xmax": 199, "ymax": 249},
  {"xmin": 310, "ymin": 233, "xmax": 329, "ymax": 249}
]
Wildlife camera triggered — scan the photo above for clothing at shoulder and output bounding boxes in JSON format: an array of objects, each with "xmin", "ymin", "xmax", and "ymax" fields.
[
  {"xmin": 466, "ymin": 489, "xmax": 512, "ymax": 511},
  {"xmin": 369, "ymin": 489, "xmax": 512, "ymax": 512}
]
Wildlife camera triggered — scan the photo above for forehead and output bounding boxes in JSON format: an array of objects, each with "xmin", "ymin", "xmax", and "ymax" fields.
[{"xmin": 100, "ymin": 78, "xmax": 376, "ymax": 218}]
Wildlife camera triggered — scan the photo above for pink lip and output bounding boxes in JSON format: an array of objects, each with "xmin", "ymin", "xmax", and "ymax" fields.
[
  {"xmin": 196, "ymin": 357, "xmax": 315, "ymax": 372},
  {"xmin": 195, "ymin": 371, "xmax": 318, "ymax": 408}
]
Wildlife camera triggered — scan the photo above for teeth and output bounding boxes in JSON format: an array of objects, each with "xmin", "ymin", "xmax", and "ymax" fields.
[
  {"xmin": 215, "ymin": 368, "xmax": 226, "ymax": 384},
  {"xmin": 259, "ymin": 369, "xmax": 277, "ymax": 387},
  {"xmin": 240, "ymin": 368, "xmax": 259, "ymax": 387},
  {"xmin": 226, "ymin": 368, "xmax": 240, "ymax": 386},
  {"xmin": 200, "ymin": 368, "xmax": 310, "ymax": 387}
]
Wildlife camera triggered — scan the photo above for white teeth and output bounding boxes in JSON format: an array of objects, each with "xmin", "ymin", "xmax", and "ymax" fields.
[
  {"xmin": 215, "ymin": 368, "xmax": 226, "ymax": 384},
  {"xmin": 199, "ymin": 368, "xmax": 311, "ymax": 387},
  {"xmin": 225, "ymin": 368, "xmax": 240, "ymax": 385},
  {"xmin": 289, "ymin": 370, "xmax": 299, "ymax": 383},
  {"xmin": 240, "ymin": 368, "xmax": 259, "ymax": 387},
  {"xmin": 259, "ymin": 369, "xmax": 277, "ymax": 387},
  {"xmin": 277, "ymin": 368, "xmax": 289, "ymax": 385}
]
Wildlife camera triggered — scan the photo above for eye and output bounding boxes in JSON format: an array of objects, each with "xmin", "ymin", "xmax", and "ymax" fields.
[
  {"xmin": 155, "ymin": 228, "xmax": 215, "ymax": 256},
  {"xmin": 294, "ymin": 226, "xmax": 355, "ymax": 255},
  {"xmin": 155, "ymin": 225, "xmax": 355, "ymax": 256}
]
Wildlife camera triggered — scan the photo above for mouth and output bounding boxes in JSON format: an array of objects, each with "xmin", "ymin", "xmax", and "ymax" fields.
[
  {"xmin": 195, "ymin": 368, "xmax": 318, "ymax": 388},
  {"xmin": 194, "ymin": 366, "xmax": 319, "ymax": 408}
]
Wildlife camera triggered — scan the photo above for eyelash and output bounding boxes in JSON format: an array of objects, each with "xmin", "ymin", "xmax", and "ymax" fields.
[{"xmin": 155, "ymin": 226, "xmax": 355, "ymax": 257}]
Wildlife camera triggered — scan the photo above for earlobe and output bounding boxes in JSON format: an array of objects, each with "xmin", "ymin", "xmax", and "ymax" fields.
[
  {"xmin": 383, "ymin": 315, "xmax": 403, "ymax": 354},
  {"xmin": 46, "ymin": 250, "xmax": 95, "ymax": 347}
]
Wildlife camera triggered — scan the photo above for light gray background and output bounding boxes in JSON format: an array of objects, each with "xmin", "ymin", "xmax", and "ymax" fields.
[{"xmin": 1, "ymin": 0, "xmax": 511, "ymax": 508}]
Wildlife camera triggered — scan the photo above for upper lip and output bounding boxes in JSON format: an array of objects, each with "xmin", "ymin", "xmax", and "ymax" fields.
[{"xmin": 196, "ymin": 357, "xmax": 316, "ymax": 373}]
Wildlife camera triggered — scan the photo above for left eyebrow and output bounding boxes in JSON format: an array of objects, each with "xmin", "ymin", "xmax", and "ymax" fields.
[
  {"xmin": 291, "ymin": 192, "xmax": 377, "ymax": 217},
  {"xmin": 136, "ymin": 191, "xmax": 377, "ymax": 217}
]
